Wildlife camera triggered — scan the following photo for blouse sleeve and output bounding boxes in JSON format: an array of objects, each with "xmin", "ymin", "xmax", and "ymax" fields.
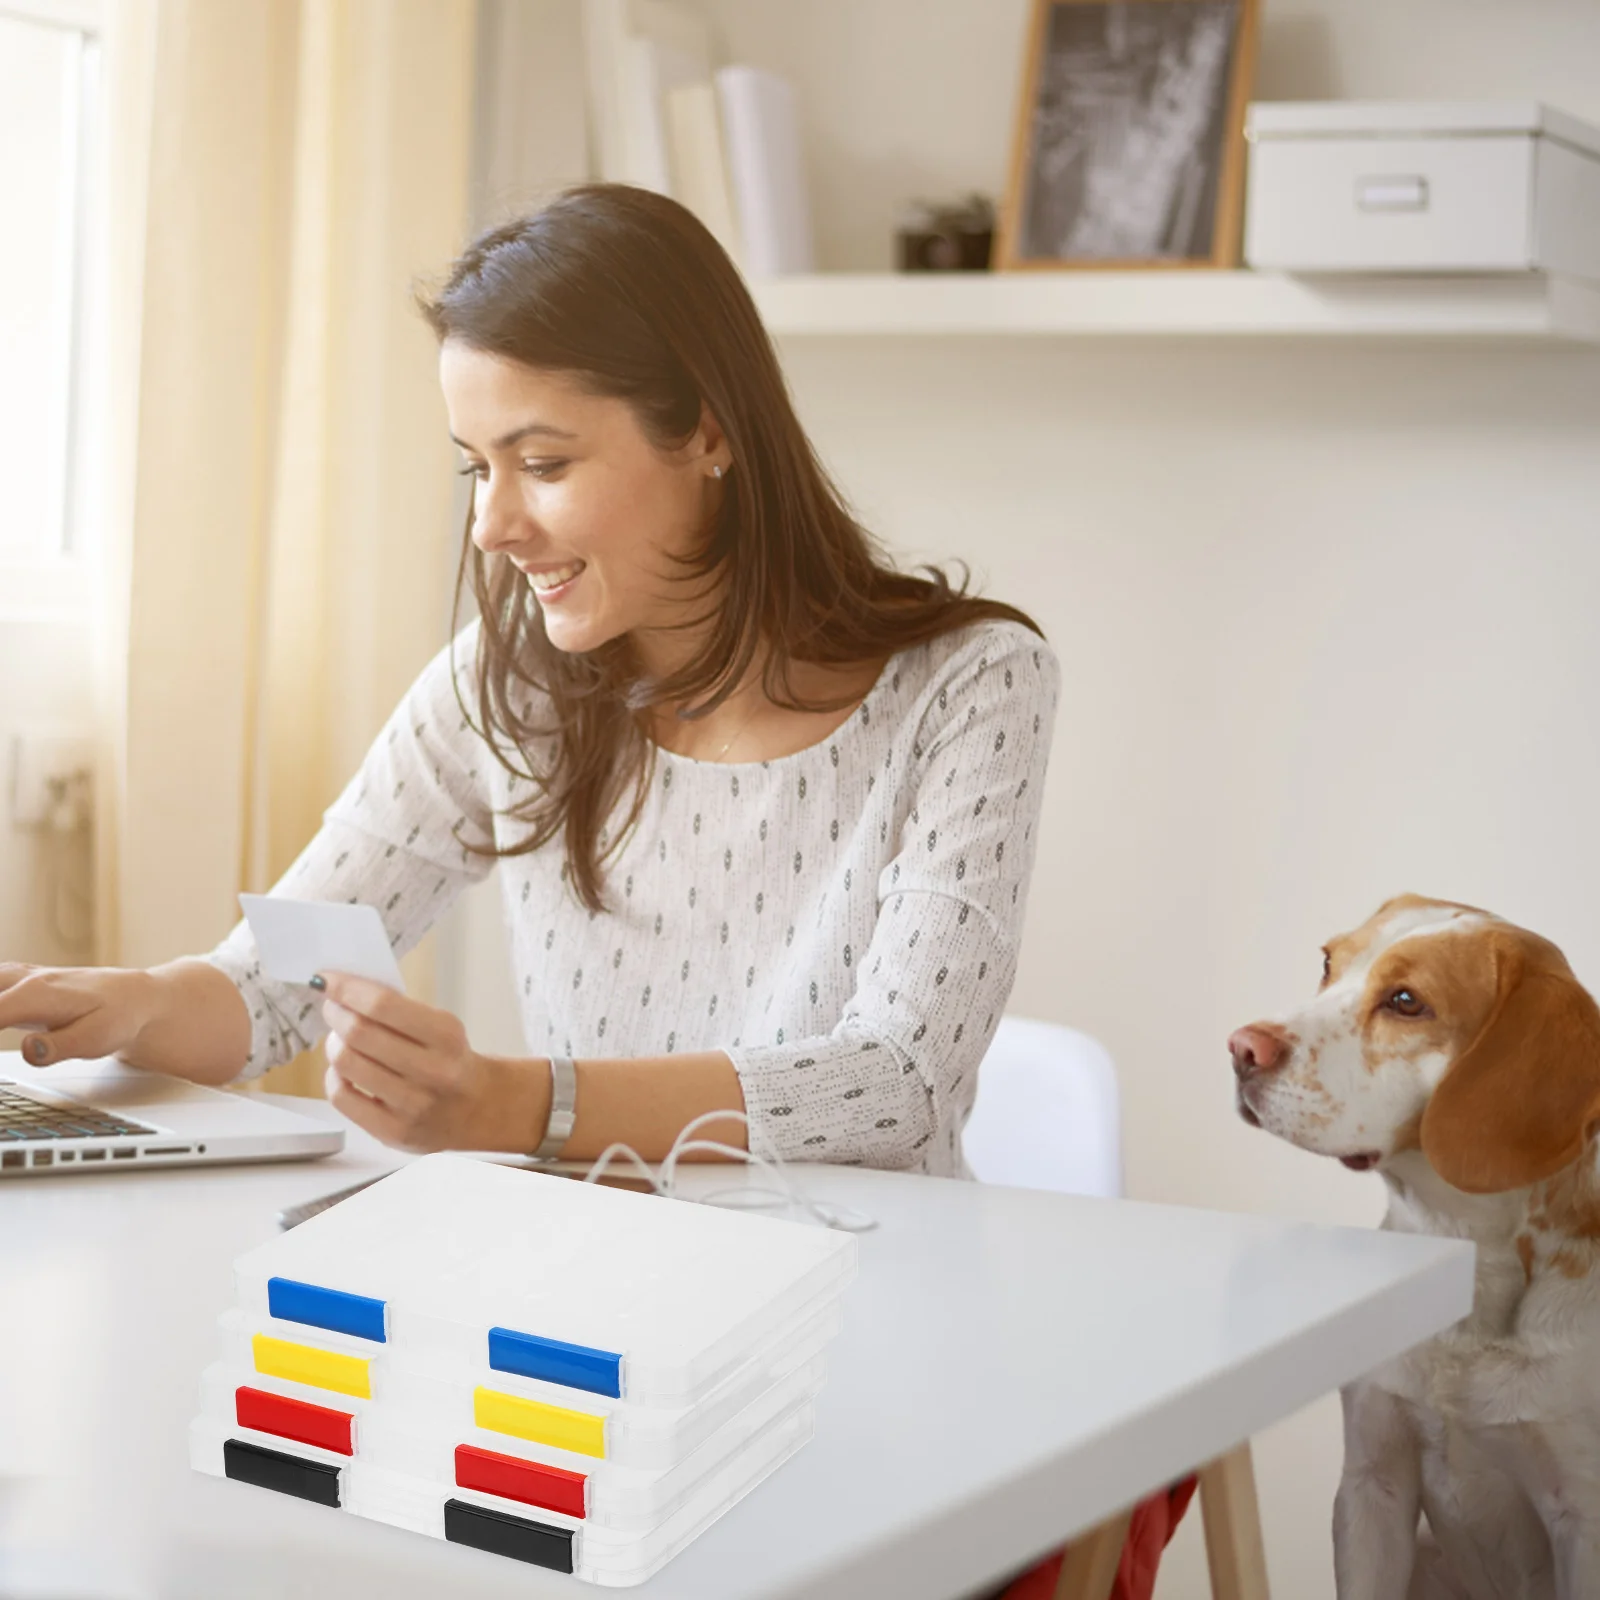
[
  {"xmin": 201, "ymin": 621, "xmax": 501, "ymax": 1081},
  {"xmin": 726, "ymin": 628, "xmax": 1061, "ymax": 1170}
]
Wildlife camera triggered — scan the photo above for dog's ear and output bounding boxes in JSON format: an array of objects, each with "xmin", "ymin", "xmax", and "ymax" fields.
[{"xmin": 1422, "ymin": 931, "xmax": 1600, "ymax": 1194}]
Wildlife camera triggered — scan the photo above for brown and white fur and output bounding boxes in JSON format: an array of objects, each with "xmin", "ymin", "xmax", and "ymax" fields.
[{"xmin": 1230, "ymin": 894, "xmax": 1600, "ymax": 1600}]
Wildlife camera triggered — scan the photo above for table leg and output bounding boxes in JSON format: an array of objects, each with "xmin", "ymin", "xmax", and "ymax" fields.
[
  {"xmin": 1050, "ymin": 1508, "xmax": 1134, "ymax": 1600},
  {"xmin": 1198, "ymin": 1443, "xmax": 1271, "ymax": 1600}
]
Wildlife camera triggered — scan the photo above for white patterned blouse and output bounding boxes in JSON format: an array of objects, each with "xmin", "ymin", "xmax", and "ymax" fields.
[{"xmin": 203, "ymin": 616, "xmax": 1060, "ymax": 1178}]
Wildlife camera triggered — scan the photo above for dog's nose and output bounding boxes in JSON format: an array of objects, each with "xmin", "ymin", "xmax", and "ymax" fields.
[{"xmin": 1229, "ymin": 1024, "xmax": 1290, "ymax": 1080}]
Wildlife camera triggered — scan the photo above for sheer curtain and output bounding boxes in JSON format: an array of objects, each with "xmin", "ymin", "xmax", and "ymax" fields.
[{"xmin": 94, "ymin": 0, "xmax": 477, "ymax": 1093}]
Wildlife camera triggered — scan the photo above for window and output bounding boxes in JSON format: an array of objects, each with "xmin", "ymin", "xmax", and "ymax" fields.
[{"xmin": 0, "ymin": 0, "xmax": 101, "ymax": 613}]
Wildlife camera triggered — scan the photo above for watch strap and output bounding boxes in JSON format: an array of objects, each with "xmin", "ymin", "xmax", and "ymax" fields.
[{"xmin": 532, "ymin": 1055, "xmax": 576, "ymax": 1161}]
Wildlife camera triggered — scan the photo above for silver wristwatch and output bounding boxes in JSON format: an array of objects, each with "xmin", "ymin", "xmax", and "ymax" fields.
[{"xmin": 532, "ymin": 1054, "xmax": 576, "ymax": 1161}]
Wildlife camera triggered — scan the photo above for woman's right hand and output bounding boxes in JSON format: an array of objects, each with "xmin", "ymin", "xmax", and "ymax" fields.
[{"xmin": 0, "ymin": 962, "xmax": 159, "ymax": 1069}]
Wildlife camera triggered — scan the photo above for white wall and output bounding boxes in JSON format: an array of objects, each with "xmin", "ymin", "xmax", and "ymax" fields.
[
  {"xmin": 445, "ymin": 2, "xmax": 1600, "ymax": 1595},
  {"xmin": 780, "ymin": 336, "xmax": 1600, "ymax": 1597}
]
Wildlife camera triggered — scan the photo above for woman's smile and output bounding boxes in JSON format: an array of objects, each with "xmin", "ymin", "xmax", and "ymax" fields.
[{"xmin": 517, "ymin": 557, "xmax": 587, "ymax": 600}]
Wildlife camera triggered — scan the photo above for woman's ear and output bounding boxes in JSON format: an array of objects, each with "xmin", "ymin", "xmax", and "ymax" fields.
[
  {"xmin": 691, "ymin": 402, "xmax": 729, "ymax": 475},
  {"xmin": 1421, "ymin": 931, "xmax": 1600, "ymax": 1194}
]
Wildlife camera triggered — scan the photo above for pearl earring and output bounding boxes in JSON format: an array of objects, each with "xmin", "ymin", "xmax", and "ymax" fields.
[{"xmin": 711, "ymin": 465, "xmax": 725, "ymax": 479}]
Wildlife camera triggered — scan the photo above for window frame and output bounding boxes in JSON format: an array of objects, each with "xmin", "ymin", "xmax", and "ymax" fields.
[
  {"xmin": 0, "ymin": 0, "xmax": 103, "ymax": 619},
  {"xmin": 0, "ymin": 2, "xmax": 101, "ymax": 35}
]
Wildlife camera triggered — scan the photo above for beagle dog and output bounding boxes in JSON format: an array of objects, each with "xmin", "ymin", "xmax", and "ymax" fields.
[{"xmin": 1230, "ymin": 894, "xmax": 1600, "ymax": 1600}]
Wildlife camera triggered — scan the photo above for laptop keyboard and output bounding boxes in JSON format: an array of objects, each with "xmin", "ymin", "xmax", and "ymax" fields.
[{"xmin": 0, "ymin": 1082, "xmax": 158, "ymax": 1142}]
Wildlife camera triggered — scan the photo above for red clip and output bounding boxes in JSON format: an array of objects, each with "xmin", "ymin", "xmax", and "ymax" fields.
[
  {"xmin": 455, "ymin": 1443, "xmax": 587, "ymax": 1519},
  {"xmin": 236, "ymin": 1385, "xmax": 355, "ymax": 1456}
]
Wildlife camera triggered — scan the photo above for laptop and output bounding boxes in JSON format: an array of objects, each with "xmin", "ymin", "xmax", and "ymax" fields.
[{"xmin": 0, "ymin": 1052, "xmax": 343, "ymax": 1177}]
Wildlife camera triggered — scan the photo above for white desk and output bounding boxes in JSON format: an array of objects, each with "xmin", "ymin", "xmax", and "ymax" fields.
[{"xmin": 0, "ymin": 1085, "xmax": 1472, "ymax": 1600}]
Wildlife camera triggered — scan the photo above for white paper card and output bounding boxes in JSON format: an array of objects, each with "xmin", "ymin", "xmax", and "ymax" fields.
[{"xmin": 238, "ymin": 894, "xmax": 407, "ymax": 993}]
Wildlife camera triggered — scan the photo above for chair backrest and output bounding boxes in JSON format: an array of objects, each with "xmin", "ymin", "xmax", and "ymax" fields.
[{"xmin": 962, "ymin": 1016, "xmax": 1123, "ymax": 1198}]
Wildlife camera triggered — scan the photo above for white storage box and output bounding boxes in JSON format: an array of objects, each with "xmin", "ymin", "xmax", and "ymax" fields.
[
  {"xmin": 201, "ymin": 1301, "xmax": 838, "ymax": 1471},
  {"xmin": 190, "ymin": 1401, "xmax": 816, "ymax": 1587},
  {"xmin": 229, "ymin": 1154, "xmax": 856, "ymax": 1407},
  {"xmin": 191, "ymin": 1154, "xmax": 856, "ymax": 1584},
  {"xmin": 1244, "ymin": 102, "xmax": 1600, "ymax": 277},
  {"xmin": 193, "ymin": 1352, "xmax": 825, "ymax": 1530},
  {"xmin": 208, "ymin": 1293, "xmax": 843, "ymax": 1469}
]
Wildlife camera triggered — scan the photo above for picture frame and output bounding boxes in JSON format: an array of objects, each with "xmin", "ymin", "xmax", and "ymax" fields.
[{"xmin": 997, "ymin": 0, "xmax": 1260, "ymax": 271}]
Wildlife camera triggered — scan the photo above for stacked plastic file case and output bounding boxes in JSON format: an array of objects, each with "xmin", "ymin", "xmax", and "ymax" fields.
[{"xmin": 190, "ymin": 1154, "xmax": 856, "ymax": 1584}]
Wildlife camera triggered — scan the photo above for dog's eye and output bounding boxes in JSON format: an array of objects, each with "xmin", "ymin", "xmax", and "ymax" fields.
[
  {"xmin": 1321, "ymin": 950, "xmax": 1332, "ymax": 984},
  {"xmin": 1384, "ymin": 988, "xmax": 1429, "ymax": 1018}
]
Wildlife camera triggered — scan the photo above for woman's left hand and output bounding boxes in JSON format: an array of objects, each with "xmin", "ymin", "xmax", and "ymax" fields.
[{"xmin": 315, "ymin": 972, "xmax": 539, "ymax": 1153}]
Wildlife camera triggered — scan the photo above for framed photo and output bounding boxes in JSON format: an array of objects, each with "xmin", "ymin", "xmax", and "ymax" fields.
[{"xmin": 997, "ymin": 0, "xmax": 1260, "ymax": 270}]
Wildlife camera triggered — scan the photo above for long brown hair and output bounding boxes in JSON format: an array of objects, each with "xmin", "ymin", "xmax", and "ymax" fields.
[{"xmin": 415, "ymin": 184, "xmax": 1041, "ymax": 912}]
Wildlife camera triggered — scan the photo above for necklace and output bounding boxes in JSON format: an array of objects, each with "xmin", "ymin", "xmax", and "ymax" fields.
[{"xmin": 711, "ymin": 681, "xmax": 766, "ymax": 762}]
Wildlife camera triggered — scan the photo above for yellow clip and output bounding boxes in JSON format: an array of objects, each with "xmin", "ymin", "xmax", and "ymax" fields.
[
  {"xmin": 253, "ymin": 1333, "xmax": 372, "ymax": 1400},
  {"xmin": 474, "ymin": 1387, "xmax": 606, "ymax": 1459}
]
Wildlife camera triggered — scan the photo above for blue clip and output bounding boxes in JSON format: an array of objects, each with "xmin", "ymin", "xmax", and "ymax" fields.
[
  {"xmin": 488, "ymin": 1327, "xmax": 623, "ymax": 1398},
  {"xmin": 267, "ymin": 1276, "xmax": 387, "ymax": 1343}
]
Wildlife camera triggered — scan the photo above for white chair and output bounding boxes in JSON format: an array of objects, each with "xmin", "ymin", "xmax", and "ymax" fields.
[
  {"xmin": 965, "ymin": 1019, "xmax": 1271, "ymax": 1600},
  {"xmin": 962, "ymin": 1015, "xmax": 1123, "ymax": 1198}
]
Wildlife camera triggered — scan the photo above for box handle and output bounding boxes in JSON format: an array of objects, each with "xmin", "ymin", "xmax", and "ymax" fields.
[{"xmin": 1355, "ymin": 175, "xmax": 1429, "ymax": 213}]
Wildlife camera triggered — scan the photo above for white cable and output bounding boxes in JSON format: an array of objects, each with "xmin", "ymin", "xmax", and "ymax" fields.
[
  {"xmin": 581, "ymin": 1109, "xmax": 878, "ymax": 1234},
  {"xmin": 47, "ymin": 773, "xmax": 93, "ymax": 950}
]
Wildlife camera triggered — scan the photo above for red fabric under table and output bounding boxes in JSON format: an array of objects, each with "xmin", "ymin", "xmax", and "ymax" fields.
[{"xmin": 997, "ymin": 1476, "xmax": 1198, "ymax": 1600}]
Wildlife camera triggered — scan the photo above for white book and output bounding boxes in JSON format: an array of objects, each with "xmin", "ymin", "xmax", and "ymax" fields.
[
  {"xmin": 665, "ymin": 79, "xmax": 743, "ymax": 262},
  {"xmin": 472, "ymin": 0, "xmax": 591, "ymax": 228},
  {"xmin": 580, "ymin": 0, "xmax": 631, "ymax": 183},
  {"xmin": 582, "ymin": 0, "xmax": 713, "ymax": 191},
  {"xmin": 625, "ymin": 32, "xmax": 711, "ymax": 196},
  {"xmin": 715, "ymin": 65, "xmax": 814, "ymax": 277}
]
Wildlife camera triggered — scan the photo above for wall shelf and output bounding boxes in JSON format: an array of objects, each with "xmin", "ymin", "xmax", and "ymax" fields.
[{"xmin": 753, "ymin": 270, "xmax": 1600, "ymax": 344}]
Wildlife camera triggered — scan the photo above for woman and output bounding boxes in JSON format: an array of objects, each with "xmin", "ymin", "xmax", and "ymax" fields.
[{"xmin": 0, "ymin": 185, "xmax": 1058, "ymax": 1176}]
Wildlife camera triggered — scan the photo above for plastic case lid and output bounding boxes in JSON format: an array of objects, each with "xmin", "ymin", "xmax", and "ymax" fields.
[
  {"xmin": 196, "ymin": 1352, "xmax": 826, "ymax": 1528},
  {"xmin": 348, "ymin": 1405, "xmax": 815, "ymax": 1585},
  {"xmin": 220, "ymin": 1278, "xmax": 843, "ymax": 1427},
  {"xmin": 190, "ymin": 1402, "xmax": 815, "ymax": 1587},
  {"xmin": 205, "ymin": 1297, "xmax": 840, "ymax": 1472},
  {"xmin": 1246, "ymin": 100, "xmax": 1600, "ymax": 159},
  {"xmin": 232, "ymin": 1155, "xmax": 856, "ymax": 1408}
]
